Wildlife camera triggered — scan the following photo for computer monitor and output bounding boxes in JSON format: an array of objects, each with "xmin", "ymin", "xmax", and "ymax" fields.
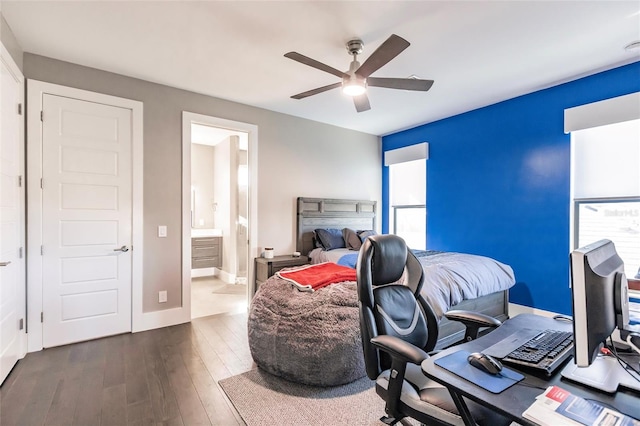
[
  {"xmin": 570, "ymin": 239, "xmax": 629, "ymax": 367},
  {"xmin": 562, "ymin": 239, "xmax": 640, "ymax": 393}
]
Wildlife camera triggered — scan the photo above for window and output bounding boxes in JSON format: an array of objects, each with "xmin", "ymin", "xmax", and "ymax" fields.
[
  {"xmin": 571, "ymin": 117, "xmax": 640, "ymax": 278},
  {"xmin": 574, "ymin": 199, "xmax": 640, "ymax": 278},
  {"xmin": 385, "ymin": 142, "xmax": 428, "ymax": 250},
  {"xmin": 389, "ymin": 159, "xmax": 426, "ymax": 250}
]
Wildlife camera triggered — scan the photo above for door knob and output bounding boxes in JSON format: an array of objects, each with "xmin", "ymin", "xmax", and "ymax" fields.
[
  {"xmin": 0, "ymin": 261, "xmax": 11, "ymax": 267},
  {"xmin": 113, "ymin": 246, "xmax": 130, "ymax": 252}
]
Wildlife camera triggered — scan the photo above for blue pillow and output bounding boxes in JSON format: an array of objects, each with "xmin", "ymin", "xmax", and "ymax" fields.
[{"xmin": 314, "ymin": 228, "xmax": 346, "ymax": 251}]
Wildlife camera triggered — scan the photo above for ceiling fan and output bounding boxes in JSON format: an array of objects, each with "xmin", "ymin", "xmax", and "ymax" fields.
[{"xmin": 285, "ymin": 34, "xmax": 434, "ymax": 112}]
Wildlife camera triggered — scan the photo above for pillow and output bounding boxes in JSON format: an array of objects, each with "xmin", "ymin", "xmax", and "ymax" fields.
[
  {"xmin": 312, "ymin": 231, "xmax": 324, "ymax": 249},
  {"xmin": 357, "ymin": 229, "xmax": 377, "ymax": 243},
  {"xmin": 342, "ymin": 228, "xmax": 362, "ymax": 250},
  {"xmin": 314, "ymin": 228, "xmax": 346, "ymax": 251}
]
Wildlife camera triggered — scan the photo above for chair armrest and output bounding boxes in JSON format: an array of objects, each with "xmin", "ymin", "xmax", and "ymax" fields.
[
  {"xmin": 445, "ymin": 309, "xmax": 502, "ymax": 328},
  {"xmin": 444, "ymin": 309, "xmax": 502, "ymax": 342},
  {"xmin": 370, "ymin": 335, "xmax": 429, "ymax": 365},
  {"xmin": 370, "ymin": 335, "xmax": 429, "ymax": 422}
]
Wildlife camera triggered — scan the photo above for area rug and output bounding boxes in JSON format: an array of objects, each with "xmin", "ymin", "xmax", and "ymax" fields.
[{"xmin": 218, "ymin": 368, "xmax": 393, "ymax": 425}]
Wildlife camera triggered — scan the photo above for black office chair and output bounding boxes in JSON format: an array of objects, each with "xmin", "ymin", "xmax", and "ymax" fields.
[{"xmin": 356, "ymin": 234, "xmax": 511, "ymax": 426}]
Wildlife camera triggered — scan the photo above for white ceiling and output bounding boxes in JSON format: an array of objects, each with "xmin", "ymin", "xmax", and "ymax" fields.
[{"xmin": 3, "ymin": 1, "xmax": 639, "ymax": 136}]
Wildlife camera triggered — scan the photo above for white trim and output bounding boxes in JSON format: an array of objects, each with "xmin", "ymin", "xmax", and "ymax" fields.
[
  {"xmin": 564, "ymin": 92, "xmax": 640, "ymax": 133},
  {"xmin": 190, "ymin": 267, "xmax": 236, "ymax": 283},
  {"xmin": 1, "ymin": 41, "xmax": 27, "ymax": 364},
  {"xmin": 182, "ymin": 112, "xmax": 259, "ymax": 320},
  {"xmin": 508, "ymin": 303, "xmax": 561, "ymax": 318},
  {"xmin": 27, "ymin": 80, "xmax": 144, "ymax": 350},
  {"xmin": 384, "ymin": 142, "xmax": 429, "ymax": 166},
  {"xmin": 216, "ymin": 268, "xmax": 236, "ymax": 284},
  {"xmin": 1, "ymin": 43, "xmax": 23, "ymax": 85},
  {"xmin": 191, "ymin": 267, "xmax": 217, "ymax": 279}
]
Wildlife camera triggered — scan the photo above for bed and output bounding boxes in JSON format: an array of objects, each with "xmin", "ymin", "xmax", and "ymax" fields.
[
  {"xmin": 296, "ymin": 197, "xmax": 514, "ymax": 349},
  {"xmin": 247, "ymin": 197, "xmax": 514, "ymax": 385}
]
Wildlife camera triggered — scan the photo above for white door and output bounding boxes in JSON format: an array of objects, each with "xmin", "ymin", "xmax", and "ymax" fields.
[
  {"xmin": 42, "ymin": 94, "xmax": 132, "ymax": 348},
  {"xmin": 0, "ymin": 49, "xmax": 26, "ymax": 384}
]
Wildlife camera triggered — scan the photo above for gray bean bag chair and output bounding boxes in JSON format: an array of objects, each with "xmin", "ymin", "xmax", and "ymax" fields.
[{"xmin": 248, "ymin": 274, "xmax": 366, "ymax": 386}]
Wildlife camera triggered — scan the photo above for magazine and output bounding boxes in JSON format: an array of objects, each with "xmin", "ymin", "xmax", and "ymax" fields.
[{"xmin": 522, "ymin": 385, "xmax": 639, "ymax": 426}]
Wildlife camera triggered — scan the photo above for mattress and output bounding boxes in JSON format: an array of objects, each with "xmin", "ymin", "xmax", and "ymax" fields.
[{"xmin": 308, "ymin": 247, "xmax": 515, "ymax": 319}]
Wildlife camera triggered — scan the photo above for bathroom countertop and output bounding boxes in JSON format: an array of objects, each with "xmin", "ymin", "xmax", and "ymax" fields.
[{"xmin": 191, "ymin": 228, "xmax": 223, "ymax": 238}]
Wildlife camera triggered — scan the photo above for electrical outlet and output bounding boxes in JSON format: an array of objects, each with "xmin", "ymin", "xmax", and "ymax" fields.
[
  {"xmin": 158, "ymin": 225, "xmax": 167, "ymax": 238},
  {"xmin": 159, "ymin": 290, "xmax": 167, "ymax": 303}
]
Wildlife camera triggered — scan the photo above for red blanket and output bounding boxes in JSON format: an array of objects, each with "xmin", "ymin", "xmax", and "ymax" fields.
[{"xmin": 276, "ymin": 262, "xmax": 357, "ymax": 292}]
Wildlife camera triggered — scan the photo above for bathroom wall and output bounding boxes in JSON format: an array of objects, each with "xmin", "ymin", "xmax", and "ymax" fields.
[
  {"xmin": 191, "ymin": 143, "xmax": 215, "ymax": 229},
  {"xmin": 213, "ymin": 136, "xmax": 235, "ymax": 277}
]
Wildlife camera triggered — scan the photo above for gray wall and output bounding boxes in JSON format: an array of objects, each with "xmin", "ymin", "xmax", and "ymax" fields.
[{"xmin": 23, "ymin": 53, "xmax": 381, "ymax": 312}]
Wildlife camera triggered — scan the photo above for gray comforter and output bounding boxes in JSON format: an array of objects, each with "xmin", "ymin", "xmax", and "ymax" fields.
[
  {"xmin": 308, "ymin": 247, "xmax": 516, "ymax": 321},
  {"xmin": 415, "ymin": 251, "xmax": 515, "ymax": 319}
]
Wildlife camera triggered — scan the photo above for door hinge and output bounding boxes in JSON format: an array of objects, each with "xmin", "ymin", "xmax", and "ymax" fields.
[
  {"xmin": 40, "ymin": 111, "xmax": 43, "ymax": 121},
  {"xmin": 18, "ymin": 175, "xmax": 22, "ymax": 188},
  {"xmin": 40, "ymin": 245, "xmax": 44, "ymax": 255},
  {"xmin": 18, "ymin": 103, "xmax": 22, "ymax": 115},
  {"xmin": 40, "ymin": 178, "xmax": 43, "ymax": 189},
  {"xmin": 40, "ymin": 312, "xmax": 44, "ymax": 323},
  {"xmin": 18, "ymin": 247, "xmax": 23, "ymax": 259},
  {"xmin": 19, "ymin": 318, "xmax": 24, "ymax": 330}
]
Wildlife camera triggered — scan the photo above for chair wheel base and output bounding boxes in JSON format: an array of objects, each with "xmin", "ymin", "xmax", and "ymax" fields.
[{"xmin": 380, "ymin": 416, "xmax": 402, "ymax": 425}]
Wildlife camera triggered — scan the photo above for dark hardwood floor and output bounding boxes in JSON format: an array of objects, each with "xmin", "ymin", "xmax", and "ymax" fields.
[{"xmin": 0, "ymin": 312, "xmax": 253, "ymax": 425}]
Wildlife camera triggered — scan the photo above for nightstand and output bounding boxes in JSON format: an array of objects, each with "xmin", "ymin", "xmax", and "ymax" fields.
[{"xmin": 254, "ymin": 255, "xmax": 309, "ymax": 290}]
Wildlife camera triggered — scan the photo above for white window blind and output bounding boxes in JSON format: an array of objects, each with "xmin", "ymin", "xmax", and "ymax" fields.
[
  {"xmin": 572, "ymin": 119, "xmax": 640, "ymax": 199},
  {"xmin": 389, "ymin": 160, "xmax": 426, "ymax": 205}
]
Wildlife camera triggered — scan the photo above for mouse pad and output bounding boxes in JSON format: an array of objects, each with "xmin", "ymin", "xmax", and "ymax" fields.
[{"xmin": 434, "ymin": 350, "xmax": 524, "ymax": 394}]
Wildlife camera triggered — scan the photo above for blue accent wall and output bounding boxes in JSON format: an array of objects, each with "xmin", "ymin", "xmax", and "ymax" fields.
[{"xmin": 382, "ymin": 61, "xmax": 640, "ymax": 315}]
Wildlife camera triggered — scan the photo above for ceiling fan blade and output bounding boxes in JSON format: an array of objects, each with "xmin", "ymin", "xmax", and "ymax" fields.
[
  {"xmin": 355, "ymin": 34, "xmax": 410, "ymax": 78},
  {"xmin": 353, "ymin": 94, "xmax": 371, "ymax": 112},
  {"xmin": 291, "ymin": 82, "xmax": 342, "ymax": 99},
  {"xmin": 367, "ymin": 77, "xmax": 434, "ymax": 91},
  {"xmin": 285, "ymin": 52, "xmax": 347, "ymax": 78}
]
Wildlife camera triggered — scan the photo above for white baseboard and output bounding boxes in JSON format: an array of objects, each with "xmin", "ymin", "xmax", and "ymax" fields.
[
  {"xmin": 191, "ymin": 267, "xmax": 216, "ymax": 278},
  {"xmin": 509, "ymin": 303, "xmax": 561, "ymax": 318},
  {"xmin": 190, "ymin": 267, "xmax": 236, "ymax": 284},
  {"xmin": 217, "ymin": 269, "xmax": 236, "ymax": 284}
]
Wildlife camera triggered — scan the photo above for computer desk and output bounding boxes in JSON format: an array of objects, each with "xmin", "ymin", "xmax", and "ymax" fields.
[{"xmin": 421, "ymin": 314, "xmax": 640, "ymax": 425}]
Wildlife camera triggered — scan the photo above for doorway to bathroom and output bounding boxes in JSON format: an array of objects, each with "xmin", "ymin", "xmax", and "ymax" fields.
[{"xmin": 182, "ymin": 112, "xmax": 258, "ymax": 319}]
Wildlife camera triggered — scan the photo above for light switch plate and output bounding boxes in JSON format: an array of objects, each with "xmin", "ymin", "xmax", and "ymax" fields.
[{"xmin": 158, "ymin": 225, "xmax": 167, "ymax": 237}]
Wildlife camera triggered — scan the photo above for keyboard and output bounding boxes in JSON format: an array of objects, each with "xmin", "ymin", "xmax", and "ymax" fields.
[{"xmin": 500, "ymin": 329, "xmax": 574, "ymax": 376}]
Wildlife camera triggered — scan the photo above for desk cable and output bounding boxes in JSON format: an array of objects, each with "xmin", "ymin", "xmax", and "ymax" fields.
[{"xmin": 606, "ymin": 335, "xmax": 640, "ymax": 384}]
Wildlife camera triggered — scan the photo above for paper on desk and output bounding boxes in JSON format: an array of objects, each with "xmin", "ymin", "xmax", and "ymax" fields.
[{"xmin": 522, "ymin": 386, "xmax": 639, "ymax": 426}]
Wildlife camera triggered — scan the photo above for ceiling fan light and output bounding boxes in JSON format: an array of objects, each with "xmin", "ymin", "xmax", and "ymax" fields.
[
  {"xmin": 342, "ymin": 76, "xmax": 367, "ymax": 96},
  {"xmin": 343, "ymin": 83, "xmax": 366, "ymax": 96}
]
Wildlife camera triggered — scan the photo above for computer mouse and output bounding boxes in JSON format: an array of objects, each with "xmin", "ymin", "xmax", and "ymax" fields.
[{"xmin": 467, "ymin": 352, "xmax": 503, "ymax": 375}]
